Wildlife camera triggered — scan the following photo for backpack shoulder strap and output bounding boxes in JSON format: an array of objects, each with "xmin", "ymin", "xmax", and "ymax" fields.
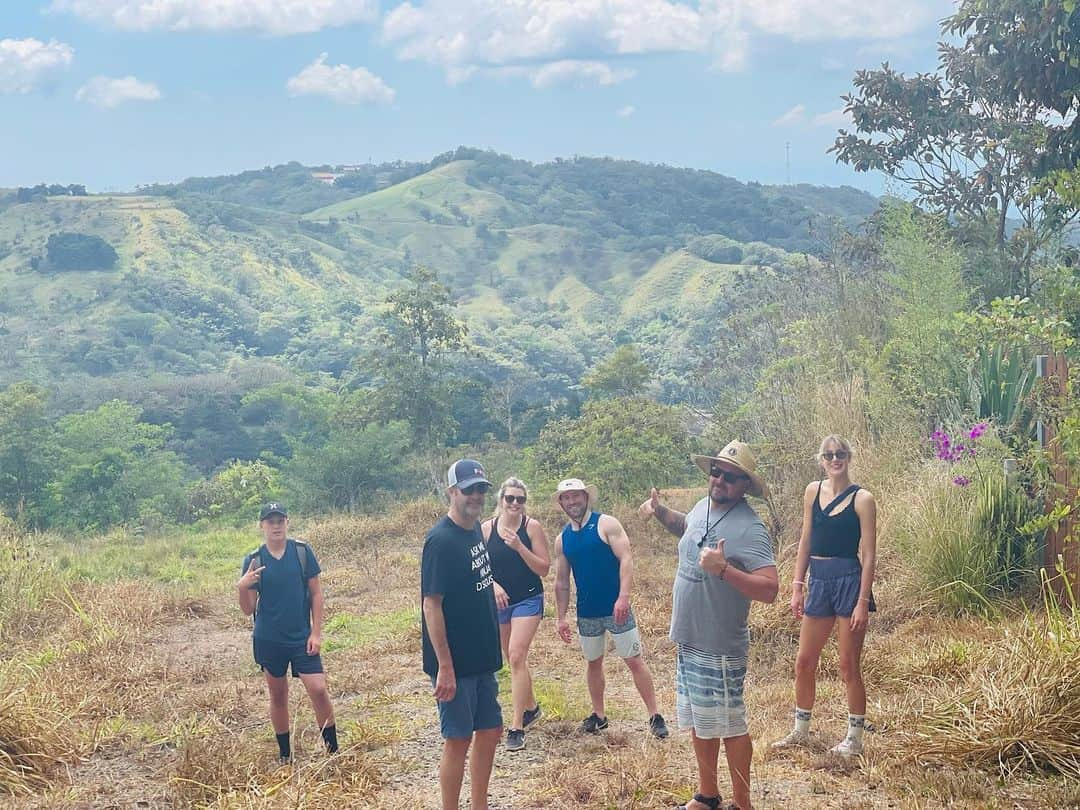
[{"xmin": 293, "ymin": 539, "xmax": 310, "ymax": 579}]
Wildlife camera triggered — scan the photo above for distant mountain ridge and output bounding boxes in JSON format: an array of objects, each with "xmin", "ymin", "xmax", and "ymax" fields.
[{"xmin": 0, "ymin": 147, "xmax": 877, "ymax": 468}]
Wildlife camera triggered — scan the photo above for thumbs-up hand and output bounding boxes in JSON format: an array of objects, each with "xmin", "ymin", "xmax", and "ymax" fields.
[
  {"xmin": 639, "ymin": 487, "xmax": 660, "ymax": 517},
  {"xmin": 699, "ymin": 538, "xmax": 729, "ymax": 578}
]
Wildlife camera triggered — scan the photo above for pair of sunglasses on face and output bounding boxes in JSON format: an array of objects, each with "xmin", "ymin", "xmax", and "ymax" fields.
[
  {"xmin": 502, "ymin": 494, "xmax": 526, "ymax": 504},
  {"xmin": 821, "ymin": 451, "xmax": 849, "ymax": 461},
  {"xmin": 460, "ymin": 483, "xmax": 491, "ymax": 495},
  {"xmin": 709, "ymin": 466, "xmax": 750, "ymax": 484}
]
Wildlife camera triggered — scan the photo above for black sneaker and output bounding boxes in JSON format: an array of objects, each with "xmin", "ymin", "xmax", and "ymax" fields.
[
  {"xmin": 580, "ymin": 713, "xmax": 609, "ymax": 733},
  {"xmin": 505, "ymin": 728, "xmax": 525, "ymax": 751},
  {"xmin": 649, "ymin": 713, "xmax": 669, "ymax": 739},
  {"xmin": 522, "ymin": 704, "xmax": 542, "ymax": 728}
]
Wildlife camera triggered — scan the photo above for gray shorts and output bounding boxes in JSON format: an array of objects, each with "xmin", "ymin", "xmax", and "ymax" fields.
[
  {"xmin": 675, "ymin": 644, "xmax": 747, "ymax": 739},
  {"xmin": 805, "ymin": 557, "xmax": 876, "ymax": 618},
  {"xmin": 577, "ymin": 611, "xmax": 642, "ymax": 661}
]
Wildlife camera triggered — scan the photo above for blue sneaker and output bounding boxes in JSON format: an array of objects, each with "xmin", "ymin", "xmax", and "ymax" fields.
[{"xmin": 522, "ymin": 704, "xmax": 542, "ymax": 728}]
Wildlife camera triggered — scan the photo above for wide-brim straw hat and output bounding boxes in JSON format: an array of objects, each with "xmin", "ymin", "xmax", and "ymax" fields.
[
  {"xmin": 552, "ymin": 478, "xmax": 599, "ymax": 510},
  {"xmin": 691, "ymin": 440, "xmax": 770, "ymax": 499}
]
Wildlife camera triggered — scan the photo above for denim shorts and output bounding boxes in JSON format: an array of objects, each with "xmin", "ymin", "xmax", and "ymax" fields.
[
  {"xmin": 253, "ymin": 638, "xmax": 324, "ymax": 678},
  {"xmin": 805, "ymin": 557, "xmax": 876, "ymax": 618},
  {"xmin": 497, "ymin": 592, "xmax": 544, "ymax": 625},
  {"xmin": 431, "ymin": 671, "xmax": 502, "ymax": 739}
]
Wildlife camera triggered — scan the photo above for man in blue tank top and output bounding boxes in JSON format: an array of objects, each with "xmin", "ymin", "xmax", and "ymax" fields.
[{"xmin": 552, "ymin": 478, "xmax": 669, "ymax": 739}]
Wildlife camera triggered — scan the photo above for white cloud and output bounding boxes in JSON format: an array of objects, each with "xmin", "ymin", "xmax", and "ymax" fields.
[
  {"xmin": 812, "ymin": 106, "xmax": 851, "ymax": 127},
  {"xmin": 772, "ymin": 103, "xmax": 806, "ymax": 127},
  {"xmin": 286, "ymin": 54, "xmax": 395, "ymax": 104},
  {"xmin": 49, "ymin": 0, "xmax": 378, "ymax": 36},
  {"xmin": 821, "ymin": 56, "xmax": 845, "ymax": 72},
  {"xmin": 532, "ymin": 60, "xmax": 633, "ymax": 88},
  {"xmin": 616, "ymin": 104, "xmax": 635, "ymax": 117},
  {"xmin": 0, "ymin": 38, "xmax": 74, "ymax": 94},
  {"xmin": 76, "ymin": 75, "xmax": 161, "ymax": 108},
  {"xmin": 381, "ymin": 0, "xmax": 946, "ymax": 81}
]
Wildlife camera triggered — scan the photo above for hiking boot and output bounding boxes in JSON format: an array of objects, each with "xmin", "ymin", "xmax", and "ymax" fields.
[
  {"xmin": 505, "ymin": 728, "xmax": 525, "ymax": 751},
  {"xmin": 830, "ymin": 736, "xmax": 863, "ymax": 757},
  {"xmin": 648, "ymin": 713, "xmax": 669, "ymax": 739},
  {"xmin": 770, "ymin": 729, "xmax": 810, "ymax": 750},
  {"xmin": 580, "ymin": 712, "xmax": 609, "ymax": 733},
  {"xmin": 522, "ymin": 704, "xmax": 542, "ymax": 728}
]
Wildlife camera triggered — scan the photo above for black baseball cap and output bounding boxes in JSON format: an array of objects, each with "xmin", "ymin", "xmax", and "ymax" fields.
[
  {"xmin": 447, "ymin": 459, "xmax": 490, "ymax": 490},
  {"xmin": 259, "ymin": 502, "xmax": 288, "ymax": 520}
]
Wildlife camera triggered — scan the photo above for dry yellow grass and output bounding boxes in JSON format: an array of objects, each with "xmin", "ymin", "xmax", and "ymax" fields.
[{"xmin": 1, "ymin": 496, "xmax": 1077, "ymax": 808}]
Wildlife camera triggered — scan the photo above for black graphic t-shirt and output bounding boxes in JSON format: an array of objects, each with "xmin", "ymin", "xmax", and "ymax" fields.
[{"xmin": 421, "ymin": 515, "xmax": 502, "ymax": 677}]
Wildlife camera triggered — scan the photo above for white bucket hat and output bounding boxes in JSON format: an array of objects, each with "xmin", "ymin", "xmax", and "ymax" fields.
[{"xmin": 552, "ymin": 478, "xmax": 599, "ymax": 510}]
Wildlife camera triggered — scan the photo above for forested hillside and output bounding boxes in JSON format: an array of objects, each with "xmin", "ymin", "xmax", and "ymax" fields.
[{"xmin": 0, "ymin": 151, "xmax": 878, "ymax": 529}]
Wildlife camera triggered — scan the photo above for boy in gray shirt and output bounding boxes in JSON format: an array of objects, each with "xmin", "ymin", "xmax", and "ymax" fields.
[{"xmin": 641, "ymin": 441, "xmax": 778, "ymax": 810}]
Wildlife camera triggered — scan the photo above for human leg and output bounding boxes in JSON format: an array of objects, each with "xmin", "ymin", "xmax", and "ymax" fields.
[
  {"xmin": 623, "ymin": 653, "xmax": 659, "ymax": 717},
  {"xmin": 722, "ymin": 733, "xmax": 753, "ymax": 810},
  {"xmin": 507, "ymin": 613, "xmax": 542, "ymax": 730},
  {"xmin": 470, "ymin": 727, "xmax": 501, "ymax": 809},
  {"xmin": 585, "ymin": 655, "xmax": 606, "ymax": 717},
  {"xmin": 690, "ymin": 729, "xmax": 723, "ymax": 807},
  {"xmin": 833, "ymin": 618, "xmax": 868, "ymax": 755},
  {"xmin": 265, "ymin": 672, "xmax": 290, "ymax": 734},
  {"xmin": 439, "ymin": 737, "xmax": 470, "ymax": 810}
]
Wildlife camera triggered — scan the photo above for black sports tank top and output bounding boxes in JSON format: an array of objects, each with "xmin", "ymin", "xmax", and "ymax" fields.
[
  {"xmin": 487, "ymin": 516, "xmax": 544, "ymax": 604},
  {"xmin": 810, "ymin": 482, "xmax": 862, "ymax": 558}
]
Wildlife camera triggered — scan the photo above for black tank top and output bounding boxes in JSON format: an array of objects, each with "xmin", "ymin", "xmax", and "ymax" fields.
[
  {"xmin": 487, "ymin": 516, "xmax": 544, "ymax": 604},
  {"xmin": 810, "ymin": 482, "xmax": 862, "ymax": 558}
]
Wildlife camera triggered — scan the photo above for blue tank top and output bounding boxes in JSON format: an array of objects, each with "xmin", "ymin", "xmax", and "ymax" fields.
[{"xmin": 560, "ymin": 512, "xmax": 620, "ymax": 618}]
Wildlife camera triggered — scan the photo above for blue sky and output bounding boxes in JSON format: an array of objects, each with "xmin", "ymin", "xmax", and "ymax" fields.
[{"xmin": 1, "ymin": 1, "xmax": 954, "ymax": 192}]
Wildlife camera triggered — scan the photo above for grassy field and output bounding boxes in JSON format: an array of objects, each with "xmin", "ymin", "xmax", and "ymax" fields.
[{"xmin": 1, "ymin": 492, "xmax": 1078, "ymax": 808}]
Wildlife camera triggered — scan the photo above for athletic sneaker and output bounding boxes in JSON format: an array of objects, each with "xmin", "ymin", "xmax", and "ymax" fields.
[
  {"xmin": 830, "ymin": 737, "xmax": 863, "ymax": 757},
  {"xmin": 505, "ymin": 728, "xmax": 526, "ymax": 751},
  {"xmin": 648, "ymin": 713, "xmax": 670, "ymax": 739},
  {"xmin": 522, "ymin": 704, "xmax": 542, "ymax": 728},
  {"xmin": 770, "ymin": 729, "xmax": 810, "ymax": 750},
  {"xmin": 580, "ymin": 712, "xmax": 609, "ymax": 733}
]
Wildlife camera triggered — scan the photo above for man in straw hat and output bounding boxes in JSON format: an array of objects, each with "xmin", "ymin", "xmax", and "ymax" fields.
[
  {"xmin": 640, "ymin": 441, "xmax": 778, "ymax": 810},
  {"xmin": 552, "ymin": 477, "xmax": 669, "ymax": 739}
]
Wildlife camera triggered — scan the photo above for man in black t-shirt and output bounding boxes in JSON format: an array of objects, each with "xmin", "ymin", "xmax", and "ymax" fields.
[{"xmin": 421, "ymin": 458, "xmax": 503, "ymax": 810}]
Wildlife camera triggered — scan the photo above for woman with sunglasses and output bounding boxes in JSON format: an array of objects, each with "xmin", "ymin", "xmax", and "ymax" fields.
[
  {"xmin": 480, "ymin": 477, "xmax": 550, "ymax": 751},
  {"xmin": 773, "ymin": 435, "xmax": 877, "ymax": 758}
]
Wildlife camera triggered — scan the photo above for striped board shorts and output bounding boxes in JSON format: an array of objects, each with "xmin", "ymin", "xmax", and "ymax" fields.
[{"xmin": 675, "ymin": 644, "xmax": 748, "ymax": 740}]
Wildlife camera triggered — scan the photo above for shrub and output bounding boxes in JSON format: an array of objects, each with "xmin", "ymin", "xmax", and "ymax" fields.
[{"xmin": 44, "ymin": 233, "xmax": 118, "ymax": 272}]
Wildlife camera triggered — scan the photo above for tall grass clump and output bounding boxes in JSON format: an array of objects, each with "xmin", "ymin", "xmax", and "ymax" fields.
[
  {"xmin": 902, "ymin": 574, "xmax": 1080, "ymax": 778},
  {"xmin": 0, "ymin": 534, "xmax": 61, "ymax": 643}
]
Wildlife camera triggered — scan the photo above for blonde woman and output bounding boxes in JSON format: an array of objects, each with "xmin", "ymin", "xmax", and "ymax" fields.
[
  {"xmin": 480, "ymin": 477, "xmax": 550, "ymax": 751},
  {"xmin": 773, "ymin": 436, "xmax": 877, "ymax": 757}
]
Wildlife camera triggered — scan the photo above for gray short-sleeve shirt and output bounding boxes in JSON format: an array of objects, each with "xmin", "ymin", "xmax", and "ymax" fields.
[{"xmin": 669, "ymin": 498, "xmax": 775, "ymax": 657}]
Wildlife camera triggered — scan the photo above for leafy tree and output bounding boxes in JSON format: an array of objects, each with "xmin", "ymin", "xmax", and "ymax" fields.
[
  {"xmin": 186, "ymin": 459, "xmax": 282, "ymax": 524},
  {"xmin": 832, "ymin": 11, "xmax": 1079, "ymax": 297},
  {"xmin": 45, "ymin": 233, "xmax": 119, "ymax": 272},
  {"xmin": 582, "ymin": 344, "xmax": 653, "ymax": 399},
  {"xmin": 361, "ymin": 266, "xmax": 467, "ymax": 458},
  {"xmin": 47, "ymin": 401, "xmax": 190, "ymax": 532},
  {"xmin": 527, "ymin": 397, "xmax": 695, "ymax": 500},
  {"xmin": 0, "ymin": 383, "xmax": 54, "ymax": 524}
]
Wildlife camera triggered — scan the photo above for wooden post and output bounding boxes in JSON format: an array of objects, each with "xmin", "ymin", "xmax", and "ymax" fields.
[{"xmin": 1038, "ymin": 353, "xmax": 1077, "ymax": 604}]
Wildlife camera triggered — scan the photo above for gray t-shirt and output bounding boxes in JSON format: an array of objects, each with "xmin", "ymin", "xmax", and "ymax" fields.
[{"xmin": 669, "ymin": 498, "xmax": 775, "ymax": 657}]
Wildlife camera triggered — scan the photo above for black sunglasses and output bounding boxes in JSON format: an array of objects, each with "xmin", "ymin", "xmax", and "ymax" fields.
[
  {"xmin": 821, "ymin": 451, "xmax": 849, "ymax": 461},
  {"xmin": 460, "ymin": 483, "xmax": 490, "ymax": 495},
  {"xmin": 709, "ymin": 466, "xmax": 750, "ymax": 484},
  {"xmin": 503, "ymin": 494, "xmax": 526, "ymax": 504}
]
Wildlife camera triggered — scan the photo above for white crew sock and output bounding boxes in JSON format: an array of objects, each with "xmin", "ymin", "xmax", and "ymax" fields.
[
  {"xmin": 794, "ymin": 706, "xmax": 812, "ymax": 734},
  {"xmin": 846, "ymin": 714, "xmax": 865, "ymax": 743}
]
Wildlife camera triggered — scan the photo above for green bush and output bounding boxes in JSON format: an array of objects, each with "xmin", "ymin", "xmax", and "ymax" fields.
[
  {"xmin": 186, "ymin": 459, "xmax": 282, "ymax": 525},
  {"xmin": 44, "ymin": 232, "xmax": 118, "ymax": 272}
]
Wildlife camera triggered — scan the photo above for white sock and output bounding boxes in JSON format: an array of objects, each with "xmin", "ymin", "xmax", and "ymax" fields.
[
  {"xmin": 794, "ymin": 706, "xmax": 812, "ymax": 734},
  {"xmin": 847, "ymin": 714, "xmax": 865, "ymax": 743}
]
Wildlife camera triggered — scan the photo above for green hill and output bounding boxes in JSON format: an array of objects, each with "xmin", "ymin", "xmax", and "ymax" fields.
[{"xmin": 0, "ymin": 148, "xmax": 870, "ymax": 471}]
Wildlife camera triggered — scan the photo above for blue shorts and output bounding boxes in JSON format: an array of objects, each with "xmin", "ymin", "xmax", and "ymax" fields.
[
  {"xmin": 497, "ymin": 592, "xmax": 544, "ymax": 625},
  {"xmin": 675, "ymin": 644, "xmax": 747, "ymax": 740},
  {"xmin": 253, "ymin": 638, "xmax": 324, "ymax": 678},
  {"xmin": 431, "ymin": 671, "xmax": 502, "ymax": 739},
  {"xmin": 805, "ymin": 557, "xmax": 877, "ymax": 618}
]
